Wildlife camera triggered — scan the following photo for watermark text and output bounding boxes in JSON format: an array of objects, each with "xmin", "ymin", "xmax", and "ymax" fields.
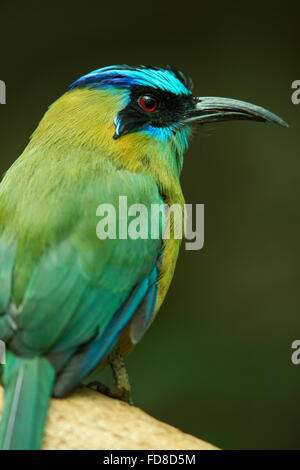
[
  {"xmin": 0, "ymin": 340, "xmax": 6, "ymax": 364},
  {"xmin": 96, "ymin": 197, "xmax": 204, "ymax": 251},
  {"xmin": 0, "ymin": 80, "xmax": 6, "ymax": 104},
  {"xmin": 291, "ymin": 80, "xmax": 300, "ymax": 105}
]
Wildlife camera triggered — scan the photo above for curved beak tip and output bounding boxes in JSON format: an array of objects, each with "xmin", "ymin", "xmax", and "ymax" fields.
[
  {"xmin": 190, "ymin": 96, "xmax": 289, "ymax": 129},
  {"xmin": 278, "ymin": 118, "xmax": 289, "ymax": 128}
]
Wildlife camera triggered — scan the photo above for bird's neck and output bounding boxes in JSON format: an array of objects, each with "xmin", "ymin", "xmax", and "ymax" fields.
[
  {"xmin": 31, "ymin": 88, "xmax": 183, "ymax": 172},
  {"xmin": 9, "ymin": 88, "xmax": 186, "ymax": 206}
]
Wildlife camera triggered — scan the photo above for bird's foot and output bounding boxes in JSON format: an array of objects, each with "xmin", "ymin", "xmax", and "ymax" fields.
[
  {"xmin": 87, "ymin": 347, "xmax": 133, "ymax": 405},
  {"xmin": 88, "ymin": 381, "xmax": 132, "ymax": 404}
]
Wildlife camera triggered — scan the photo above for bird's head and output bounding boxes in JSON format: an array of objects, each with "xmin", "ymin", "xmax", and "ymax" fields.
[
  {"xmin": 69, "ymin": 64, "xmax": 287, "ymax": 139},
  {"xmin": 31, "ymin": 65, "xmax": 287, "ymax": 177},
  {"xmin": 69, "ymin": 65, "xmax": 195, "ymax": 144}
]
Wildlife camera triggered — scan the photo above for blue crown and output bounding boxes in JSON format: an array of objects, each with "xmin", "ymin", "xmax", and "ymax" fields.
[{"xmin": 68, "ymin": 65, "xmax": 193, "ymax": 96}]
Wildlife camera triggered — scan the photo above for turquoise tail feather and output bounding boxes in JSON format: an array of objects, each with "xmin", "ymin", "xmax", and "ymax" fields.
[{"xmin": 0, "ymin": 351, "xmax": 55, "ymax": 450}]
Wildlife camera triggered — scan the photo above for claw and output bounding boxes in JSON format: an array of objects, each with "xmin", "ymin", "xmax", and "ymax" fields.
[{"xmin": 86, "ymin": 347, "xmax": 133, "ymax": 405}]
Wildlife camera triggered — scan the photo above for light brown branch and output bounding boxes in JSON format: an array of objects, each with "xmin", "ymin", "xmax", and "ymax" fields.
[{"xmin": 0, "ymin": 385, "xmax": 218, "ymax": 450}]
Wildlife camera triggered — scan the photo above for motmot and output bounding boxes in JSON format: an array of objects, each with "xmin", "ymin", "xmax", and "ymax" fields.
[{"xmin": 0, "ymin": 65, "xmax": 287, "ymax": 449}]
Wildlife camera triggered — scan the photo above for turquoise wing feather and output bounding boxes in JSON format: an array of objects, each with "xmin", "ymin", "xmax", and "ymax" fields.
[
  {"xmin": 0, "ymin": 162, "xmax": 165, "ymax": 448},
  {"xmin": 0, "ymin": 351, "xmax": 55, "ymax": 450},
  {"xmin": 53, "ymin": 262, "xmax": 159, "ymax": 397},
  {"xmin": 0, "ymin": 168, "xmax": 164, "ymax": 404}
]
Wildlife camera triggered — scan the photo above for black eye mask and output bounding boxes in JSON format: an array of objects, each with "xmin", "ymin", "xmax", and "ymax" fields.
[{"xmin": 113, "ymin": 85, "xmax": 194, "ymax": 139}]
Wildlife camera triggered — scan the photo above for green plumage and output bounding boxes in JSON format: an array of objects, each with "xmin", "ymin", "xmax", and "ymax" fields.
[
  {"xmin": 0, "ymin": 90, "xmax": 167, "ymax": 449},
  {"xmin": 0, "ymin": 74, "xmax": 187, "ymax": 448},
  {"xmin": 0, "ymin": 351, "xmax": 55, "ymax": 450}
]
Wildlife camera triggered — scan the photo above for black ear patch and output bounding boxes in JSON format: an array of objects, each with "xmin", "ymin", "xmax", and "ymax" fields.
[{"xmin": 114, "ymin": 85, "xmax": 194, "ymax": 139}]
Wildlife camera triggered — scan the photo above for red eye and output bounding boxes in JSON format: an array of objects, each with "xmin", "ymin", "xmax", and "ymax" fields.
[{"xmin": 138, "ymin": 95, "xmax": 158, "ymax": 112}]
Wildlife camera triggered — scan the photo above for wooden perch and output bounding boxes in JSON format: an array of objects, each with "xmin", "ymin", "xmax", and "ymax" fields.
[{"xmin": 0, "ymin": 385, "xmax": 218, "ymax": 450}]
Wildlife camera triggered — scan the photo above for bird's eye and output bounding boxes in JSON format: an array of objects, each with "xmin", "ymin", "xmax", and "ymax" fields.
[{"xmin": 138, "ymin": 95, "xmax": 158, "ymax": 112}]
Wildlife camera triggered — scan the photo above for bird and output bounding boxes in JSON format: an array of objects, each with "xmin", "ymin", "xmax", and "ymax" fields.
[{"xmin": 0, "ymin": 65, "xmax": 287, "ymax": 450}]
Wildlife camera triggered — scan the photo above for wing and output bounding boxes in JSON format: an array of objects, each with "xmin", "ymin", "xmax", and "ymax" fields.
[
  {"xmin": 52, "ymin": 258, "xmax": 160, "ymax": 397},
  {"xmin": 0, "ymin": 166, "xmax": 164, "ymax": 395}
]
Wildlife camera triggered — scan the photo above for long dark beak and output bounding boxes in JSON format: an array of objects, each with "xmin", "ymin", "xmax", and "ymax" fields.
[{"xmin": 186, "ymin": 97, "xmax": 288, "ymax": 127}]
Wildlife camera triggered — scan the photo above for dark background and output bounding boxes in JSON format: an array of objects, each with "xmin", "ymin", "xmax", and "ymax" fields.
[{"xmin": 1, "ymin": 1, "xmax": 299, "ymax": 450}]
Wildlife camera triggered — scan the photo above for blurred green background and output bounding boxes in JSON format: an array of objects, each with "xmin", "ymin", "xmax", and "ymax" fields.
[{"xmin": 0, "ymin": 1, "xmax": 299, "ymax": 450}]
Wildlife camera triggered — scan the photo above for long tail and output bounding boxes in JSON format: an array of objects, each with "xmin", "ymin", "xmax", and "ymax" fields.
[{"xmin": 0, "ymin": 350, "xmax": 55, "ymax": 450}]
